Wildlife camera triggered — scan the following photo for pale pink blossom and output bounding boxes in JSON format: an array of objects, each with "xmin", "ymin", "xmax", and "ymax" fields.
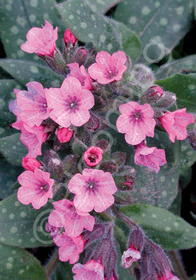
[
  {"xmin": 17, "ymin": 168, "xmax": 54, "ymax": 209},
  {"xmin": 46, "ymin": 76, "xmax": 95, "ymax": 127},
  {"xmin": 53, "ymin": 232, "xmax": 84, "ymax": 264},
  {"xmin": 88, "ymin": 51, "xmax": 127, "ymax": 84},
  {"xmin": 64, "ymin": 28, "xmax": 77, "ymax": 45},
  {"xmin": 13, "ymin": 82, "xmax": 50, "ymax": 127},
  {"xmin": 116, "ymin": 101, "xmax": 156, "ymax": 145},
  {"xmin": 22, "ymin": 156, "xmax": 41, "ymax": 172},
  {"xmin": 158, "ymin": 270, "xmax": 180, "ymax": 280},
  {"xmin": 48, "ymin": 199, "xmax": 95, "ymax": 237},
  {"xmin": 134, "ymin": 143, "xmax": 167, "ymax": 173},
  {"xmin": 68, "ymin": 62, "xmax": 93, "ymax": 90},
  {"xmin": 72, "ymin": 260, "xmax": 104, "ymax": 280},
  {"xmin": 121, "ymin": 245, "xmax": 141, "ymax": 269},
  {"xmin": 21, "ymin": 20, "xmax": 58, "ymax": 57},
  {"xmin": 57, "ymin": 127, "xmax": 73, "ymax": 143},
  {"xmin": 20, "ymin": 124, "xmax": 48, "ymax": 158},
  {"xmin": 68, "ymin": 169, "xmax": 117, "ymax": 214},
  {"xmin": 84, "ymin": 146, "xmax": 103, "ymax": 167},
  {"xmin": 160, "ymin": 108, "xmax": 194, "ymax": 143}
]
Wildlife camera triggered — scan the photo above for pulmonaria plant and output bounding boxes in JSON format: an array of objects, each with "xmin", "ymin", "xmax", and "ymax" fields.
[{"xmin": 8, "ymin": 19, "xmax": 195, "ymax": 280}]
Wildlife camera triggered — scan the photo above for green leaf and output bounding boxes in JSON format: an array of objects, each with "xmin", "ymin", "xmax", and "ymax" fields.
[
  {"xmin": 0, "ymin": 133, "xmax": 27, "ymax": 166},
  {"xmin": 155, "ymin": 55, "xmax": 196, "ymax": 79},
  {"xmin": 120, "ymin": 204, "xmax": 196, "ymax": 250},
  {"xmin": 190, "ymin": 274, "xmax": 196, "ymax": 280},
  {"xmin": 114, "ymin": 0, "xmax": 193, "ymax": 64},
  {"xmin": 51, "ymin": 261, "xmax": 73, "ymax": 280},
  {"xmin": 0, "ymin": 244, "xmax": 47, "ymax": 280},
  {"xmin": 0, "ymin": 0, "xmax": 65, "ymax": 60},
  {"xmin": 0, "ymin": 79, "xmax": 19, "ymax": 130},
  {"xmin": 0, "ymin": 157, "xmax": 23, "ymax": 199},
  {"xmin": 85, "ymin": 0, "xmax": 121, "ymax": 14},
  {"xmin": 0, "ymin": 59, "xmax": 63, "ymax": 88},
  {"xmin": 56, "ymin": 0, "xmax": 141, "ymax": 62},
  {"xmin": 133, "ymin": 130, "xmax": 180, "ymax": 209},
  {"xmin": 180, "ymin": 139, "xmax": 196, "ymax": 169},
  {"xmin": 0, "ymin": 194, "xmax": 54, "ymax": 248},
  {"xmin": 156, "ymin": 73, "xmax": 196, "ymax": 112}
]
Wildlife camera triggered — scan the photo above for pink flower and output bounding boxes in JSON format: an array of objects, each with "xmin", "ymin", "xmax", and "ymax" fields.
[
  {"xmin": 46, "ymin": 76, "xmax": 95, "ymax": 127},
  {"xmin": 57, "ymin": 127, "xmax": 73, "ymax": 143},
  {"xmin": 160, "ymin": 108, "xmax": 194, "ymax": 143},
  {"xmin": 22, "ymin": 156, "xmax": 41, "ymax": 172},
  {"xmin": 84, "ymin": 146, "xmax": 103, "ymax": 167},
  {"xmin": 48, "ymin": 199, "xmax": 95, "ymax": 237},
  {"xmin": 134, "ymin": 143, "xmax": 167, "ymax": 173},
  {"xmin": 53, "ymin": 232, "xmax": 84, "ymax": 264},
  {"xmin": 116, "ymin": 101, "xmax": 156, "ymax": 145},
  {"xmin": 158, "ymin": 270, "xmax": 180, "ymax": 280},
  {"xmin": 88, "ymin": 51, "xmax": 127, "ymax": 84},
  {"xmin": 13, "ymin": 81, "xmax": 50, "ymax": 127},
  {"xmin": 17, "ymin": 168, "xmax": 54, "ymax": 209},
  {"xmin": 68, "ymin": 62, "xmax": 93, "ymax": 90},
  {"xmin": 72, "ymin": 260, "xmax": 104, "ymax": 280},
  {"xmin": 21, "ymin": 20, "xmax": 58, "ymax": 57},
  {"xmin": 64, "ymin": 28, "xmax": 77, "ymax": 46},
  {"xmin": 68, "ymin": 169, "xmax": 117, "ymax": 214},
  {"xmin": 20, "ymin": 124, "xmax": 48, "ymax": 158},
  {"xmin": 121, "ymin": 245, "xmax": 141, "ymax": 269}
]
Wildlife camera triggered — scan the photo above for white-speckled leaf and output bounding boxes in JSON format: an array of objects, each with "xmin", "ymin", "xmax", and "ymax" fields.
[
  {"xmin": 114, "ymin": 0, "xmax": 193, "ymax": 64},
  {"xmin": 0, "ymin": 194, "xmax": 54, "ymax": 248},
  {"xmin": 121, "ymin": 204, "xmax": 196, "ymax": 250},
  {"xmin": 0, "ymin": 244, "xmax": 47, "ymax": 280},
  {"xmin": 0, "ymin": 0, "xmax": 65, "ymax": 60},
  {"xmin": 56, "ymin": 0, "xmax": 141, "ymax": 62},
  {"xmin": 85, "ymin": 0, "xmax": 121, "ymax": 14},
  {"xmin": 0, "ymin": 59, "xmax": 63, "ymax": 87},
  {"xmin": 155, "ymin": 55, "xmax": 196, "ymax": 79},
  {"xmin": 156, "ymin": 73, "xmax": 196, "ymax": 112}
]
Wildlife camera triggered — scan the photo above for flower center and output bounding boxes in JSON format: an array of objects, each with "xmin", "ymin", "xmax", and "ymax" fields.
[
  {"xmin": 132, "ymin": 110, "xmax": 142, "ymax": 120},
  {"xmin": 105, "ymin": 68, "xmax": 117, "ymax": 80},
  {"xmin": 40, "ymin": 183, "xmax": 49, "ymax": 192},
  {"xmin": 66, "ymin": 96, "xmax": 80, "ymax": 112},
  {"xmin": 88, "ymin": 154, "xmax": 98, "ymax": 163},
  {"xmin": 87, "ymin": 181, "xmax": 95, "ymax": 190}
]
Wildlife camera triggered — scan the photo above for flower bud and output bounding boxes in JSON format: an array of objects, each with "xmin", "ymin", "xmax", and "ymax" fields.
[
  {"xmin": 155, "ymin": 91, "xmax": 177, "ymax": 108},
  {"xmin": 100, "ymin": 160, "xmax": 118, "ymax": 173},
  {"xmin": 22, "ymin": 156, "xmax": 41, "ymax": 172},
  {"xmin": 44, "ymin": 150, "xmax": 64, "ymax": 180},
  {"xmin": 141, "ymin": 85, "xmax": 164, "ymax": 104},
  {"xmin": 129, "ymin": 64, "xmax": 155, "ymax": 90},
  {"xmin": 84, "ymin": 146, "xmax": 103, "ymax": 167},
  {"xmin": 64, "ymin": 28, "xmax": 77, "ymax": 46},
  {"xmin": 57, "ymin": 127, "xmax": 73, "ymax": 143}
]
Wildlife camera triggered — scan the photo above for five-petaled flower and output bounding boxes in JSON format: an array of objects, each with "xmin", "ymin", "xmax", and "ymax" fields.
[
  {"xmin": 46, "ymin": 76, "xmax": 95, "ymax": 127},
  {"xmin": 116, "ymin": 101, "xmax": 156, "ymax": 145},
  {"xmin": 134, "ymin": 142, "xmax": 167, "ymax": 173},
  {"xmin": 160, "ymin": 108, "xmax": 194, "ymax": 143},
  {"xmin": 68, "ymin": 168, "xmax": 117, "ymax": 214},
  {"xmin": 21, "ymin": 20, "xmax": 58, "ymax": 57},
  {"xmin": 17, "ymin": 168, "xmax": 54, "ymax": 209},
  {"xmin": 88, "ymin": 50, "xmax": 127, "ymax": 84}
]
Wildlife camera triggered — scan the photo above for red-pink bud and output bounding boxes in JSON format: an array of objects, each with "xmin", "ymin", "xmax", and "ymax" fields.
[
  {"xmin": 22, "ymin": 156, "xmax": 41, "ymax": 172},
  {"xmin": 64, "ymin": 28, "xmax": 77, "ymax": 46},
  {"xmin": 84, "ymin": 146, "xmax": 103, "ymax": 167},
  {"xmin": 57, "ymin": 127, "xmax": 73, "ymax": 143},
  {"xmin": 150, "ymin": 86, "xmax": 164, "ymax": 97}
]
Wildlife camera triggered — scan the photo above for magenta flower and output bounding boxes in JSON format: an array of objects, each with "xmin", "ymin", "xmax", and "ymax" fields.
[
  {"xmin": 64, "ymin": 28, "xmax": 77, "ymax": 46},
  {"xmin": 17, "ymin": 168, "xmax": 54, "ymax": 209},
  {"xmin": 121, "ymin": 245, "xmax": 141, "ymax": 269},
  {"xmin": 83, "ymin": 146, "xmax": 103, "ymax": 167},
  {"xmin": 13, "ymin": 81, "xmax": 50, "ymax": 127},
  {"xmin": 88, "ymin": 51, "xmax": 127, "ymax": 84},
  {"xmin": 21, "ymin": 20, "xmax": 58, "ymax": 57},
  {"xmin": 134, "ymin": 143, "xmax": 167, "ymax": 173},
  {"xmin": 68, "ymin": 62, "xmax": 93, "ymax": 90},
  {"xmin": 46, "ymin": 77, "xmax": 95, "ymax": 127},
  {"xmin": 53, "ymin": 232, "xmax": 84, "ymax": 264},
  {"xmin": 160, "ymin": 108, "xmax": 194, "ymax": 143},
  {"xmin": 116, "ymin": 101, "xmax": 156, "ymax": 145},
  {"xmin": 158, "ymin": 270, "xmax": 180, "ymax": 280},
  {"xmin": 57, "ymin": 127, "xmax": 73, "ymax": 143},
  {"xmin": 22, "ymin": 156, "xmax": 41, "ymax": 172},
  {"xmin": 72, "ymin": 260, "xmax": 104, "ymax": 280},
  {"xmin": 48, "ymin": 199, "xmax": 95, "ymax": 237},
  {"xmin": 68, "ymin": 169, "xmax": 117, "ymax": 214}
]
